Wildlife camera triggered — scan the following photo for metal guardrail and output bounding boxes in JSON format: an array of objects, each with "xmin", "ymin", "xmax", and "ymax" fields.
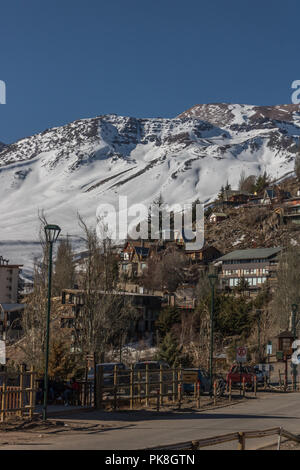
[{"xmin": 145, "ymin": 427, "xmax": 300, "ymax": 450}]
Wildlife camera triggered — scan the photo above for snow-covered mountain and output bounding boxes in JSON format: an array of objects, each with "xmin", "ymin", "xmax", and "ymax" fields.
[{"xmin": 1, "ymin": 103, "xmax": 300, "ymax": 273}]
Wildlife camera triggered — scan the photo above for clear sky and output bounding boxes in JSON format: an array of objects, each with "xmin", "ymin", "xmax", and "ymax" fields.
[{"xmin": 0, "ymin": 0, "xmax": 300, "ymax": 143}]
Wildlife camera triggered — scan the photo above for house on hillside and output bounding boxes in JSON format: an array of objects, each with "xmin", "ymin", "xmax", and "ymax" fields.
[
  {"xmin": 209, "ymin": 212, "xmax": 227, "ymax": 224},
  {"xmin": 223, "ymin": 190, "xmax": 252, "ymax": 204},
  {"xmin": 282, "ymin": 197, "xmax": 300, "ymax": 225},
  {"xmin": 262, "ymin": 187, "xmax": 291, "ymax": 205},
  {"xmin": 185, "ymin": 245, "xmax": 222, "ymax": 264},
  {"xmin": 119, "ymin": 240, "xmax": 151, "ymax": 278},
  {"xmin": 215, "ymin": 247, "xmax": 283, "ymax": 291}
]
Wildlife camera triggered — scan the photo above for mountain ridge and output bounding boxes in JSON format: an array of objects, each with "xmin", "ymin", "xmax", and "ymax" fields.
[{"xmin": 0, "ymin": 103, "xmax": 299, "ymax": 271}]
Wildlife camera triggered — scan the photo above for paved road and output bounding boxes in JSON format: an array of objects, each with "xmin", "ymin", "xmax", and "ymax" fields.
[{"xmin": 2, "ymin": 393, "xmax": 300, "ymax": 450}]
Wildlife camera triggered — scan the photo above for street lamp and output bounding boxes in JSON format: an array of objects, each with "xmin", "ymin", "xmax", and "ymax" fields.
[
  {"xmin": 208, "ymin": 272, "xmax": 218, "ymax": 392},
  {"xmin": 256, "ymin": 309, "xmax": 262, "ymax": 362},
  {"xmin": 43, "ymin": 224, "xmax": 61, "ymax": 421}
]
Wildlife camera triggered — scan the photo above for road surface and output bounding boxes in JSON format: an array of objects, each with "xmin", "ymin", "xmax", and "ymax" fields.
[{"xmin": 1, "ymin": 392, "xmax": 300, "ymax": 450}]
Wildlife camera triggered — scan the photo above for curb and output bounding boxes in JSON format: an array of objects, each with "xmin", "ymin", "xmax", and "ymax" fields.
[{"xmin": 37, "ymin": 407, "xmax": 94, "ymax": 418}]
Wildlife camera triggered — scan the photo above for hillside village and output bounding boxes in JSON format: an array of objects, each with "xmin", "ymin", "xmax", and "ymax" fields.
[{"xmin": 1, "ymin": 171, "xmax": 300, "ymax": 377}]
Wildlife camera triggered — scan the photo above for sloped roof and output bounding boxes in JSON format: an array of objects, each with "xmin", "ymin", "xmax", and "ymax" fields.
[
  {"xmin": 210, "ymin": 212, "xmax": 227, "ymax": 217},
  {"xmin": 0, "ymin": 303, "xmax": 25, "ymax": 312},
  {"xmin": 217, "ymin": 247, "xmax": 282, "ymax": 261}
]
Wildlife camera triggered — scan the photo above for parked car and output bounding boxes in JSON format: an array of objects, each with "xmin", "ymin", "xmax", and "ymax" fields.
[
  {"xmin": 253, "ymin": 365, "xmax": 270, "ymax": 385},
  {"xmin": 226, "ymin": 364, "xmax": 255, "ymax": 389},
  {"xmin": 182, "ymin": 368, "xmax": 226, "ymax": 396},
  {"xmin": 88, "ymin": 362, "xmax": 129, "ymax": 387}
]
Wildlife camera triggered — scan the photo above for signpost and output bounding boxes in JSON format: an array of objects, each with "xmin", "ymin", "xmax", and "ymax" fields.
[{"xmin": 236, "ymin": 346, "xmax": 247, "ymax": 363}]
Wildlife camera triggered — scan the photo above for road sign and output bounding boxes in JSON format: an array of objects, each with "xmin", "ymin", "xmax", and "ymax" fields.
[
  {"xmin": 182, "ymin": 371, "xmax": 198, "ymax": 383},
  {"xmin": 236, "ymin": 346, "xmax": 247, "ymax": 363}
]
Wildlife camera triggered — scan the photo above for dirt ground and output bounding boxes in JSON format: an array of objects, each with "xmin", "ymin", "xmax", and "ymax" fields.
[{"xmin": 0, "ymin": 416, "xmax": 122, "ymax": 447}]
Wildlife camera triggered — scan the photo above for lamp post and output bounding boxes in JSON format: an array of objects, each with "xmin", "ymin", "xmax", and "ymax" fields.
[
  {"xmin": 256, "ymin": 309, "xmax": 262, "ymax": 363},
  {"xmin": 291, "ymin": 303, "xmax": 298, "ymax": 392},
  {"xmin": 208, "ymin": 273, "xmax": 218, "ymax": 392},
  {"xmin": 43, "ymin": 224, "xmax": 61, "ymax": 421}
]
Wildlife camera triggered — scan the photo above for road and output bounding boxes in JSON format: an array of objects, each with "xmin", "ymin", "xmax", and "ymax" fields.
[{"xmin": 1, "ymin": 392, "xmax": 300, "ymax": 450}]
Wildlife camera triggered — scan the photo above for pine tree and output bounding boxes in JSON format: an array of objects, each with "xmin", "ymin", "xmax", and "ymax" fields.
[
  {"xmin": 48, "ymin": 339, "xmax": 79, "ymax": 380},
  {"xmin": 218, "ymin": 185, "xmax": 225, "ymax": 200},
  {"xmin": 225, "ymin": 181, "xmax": 231, "ymax": 191},
  {"xmin": 157, "ymin": 332, "xmax": 182, "ymax": 367},
  {"xmin": 254, "ymin": 171, "xmax": 270, "ymax": 194},
  {"xmin": 155, "ymin": 307, "xmax": 180, "ymax": 338}
]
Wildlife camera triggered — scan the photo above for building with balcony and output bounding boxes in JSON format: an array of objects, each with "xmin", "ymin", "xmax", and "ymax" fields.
[
  {"xmin": 61, "ymin": 288, "xmax": 163, "ymax": 346},
  {"xmin": 216, "ymin": 247, "xmax": 283, "ymax": 291}
]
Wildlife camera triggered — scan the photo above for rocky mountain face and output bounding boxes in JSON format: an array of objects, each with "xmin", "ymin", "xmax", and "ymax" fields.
[{"xmin": 0, "ymin": 103, "xmax": 300, "ymax": 270}]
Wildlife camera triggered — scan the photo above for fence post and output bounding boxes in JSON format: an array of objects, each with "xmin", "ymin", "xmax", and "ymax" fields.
[
  {"xmin": 178, "ymin": 383, "xmax": 182, "ymax": 410},
  {"xmin": 130, "ymin": 365, "xmax": 134, "ymax": 410},
  {"xmin": 254, "ymin": 375, "xmax": 257, "ymax": 397},
  {"xmin": 156, "ymin": 389, "xmax": 160, "ymax": 412},
  {"xmin": 1, "ymin": 382, "xmax": 6, "ymax": 422},
  {"xmin": 277, "ymin": 427, "xmax": 282, "ymax": 450},
  {"xmin": 113, "ymin": 365, "xmax": 118, "ymax": 411},
  {"xmin": 197, "ymin": 380, "xmax": 200, "ymax": 409},
  {"xmin": 29, "ymin": 366, "xmax": 35, "ymax": 419},
  {"xmin": 96, "ymin": 365, "xmax": 103, "ymax": 409},
  {"xmin": 172, "ymin": 368, "xmax": 176, "ymax": 403},
  {"xmin": 279, "ymin": 370, "xmax": 282, "ymax": 390},
  {"xmin": 93, "ymin": 352, "xmax": 97, "ymax": 409},
  {"xmin": 213, "ymin": 380, "xmax": 217, "ymax": 405},
  {"xmin": 237, "ymin": 432, "xmax": 245, "ymax": 450},
  {"xmin": 145, "ymin": 364, "xmax": 149, "ymax": 407},
  {"xmin": 19, "ymin": 364, "xmax": 25, "ymax": 418},
  {"xmin": 138, "ymin": 371, "xmax": 141, "ymax": 404},
  {"xmin": 160, "ymin": 365, "xmax": 163, "ymax": 406},
  {"xmin": 229, "ymin": 379, "xmax": 232, "ymax": 402}
]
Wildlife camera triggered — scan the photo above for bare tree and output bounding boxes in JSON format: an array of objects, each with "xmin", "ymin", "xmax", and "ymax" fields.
[
  {"xmin": 53, "ymin": 236, "xmax": 76, "ymax": 296},
  {"xmin": 271, "ymin": 248, "xmax": 300, "ymax": 331},
  {"xmin": 74, "ymin": 216, "xmax": 138, "ymax": 361},
  {"xmin": 143, "ymin": 247, "xmax": 189, "ymax": 292}
]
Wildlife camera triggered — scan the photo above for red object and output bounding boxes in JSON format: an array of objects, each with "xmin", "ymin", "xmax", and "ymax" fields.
[
  {"xmin": 226, "ymin": 364, "xmax": 254, "ymax": 386},
  {"xmin": 71, "ymin": 382, "xmax": 80, "ymax": 391}
]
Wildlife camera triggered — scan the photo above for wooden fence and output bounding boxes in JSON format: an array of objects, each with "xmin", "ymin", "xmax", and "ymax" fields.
[
  {"xmin": 95, "ymin": 366, "xmax": 246, "ymax": 411},
  {"xmin": 146, "ymin": 426, "xmax": 300, "ymax": 450},
  {"xmin": 0, "ymin": 366, "xmax": 36, "ymax": 422}
]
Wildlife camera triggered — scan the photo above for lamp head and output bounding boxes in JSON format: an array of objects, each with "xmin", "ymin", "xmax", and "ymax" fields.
[
  {"xmin": 44, "ymin": 224, "xmax": 61, "ymax": 244},
  {"xmin": 208, "ymin": 273, "xmax": 218, "ymax": 288}
]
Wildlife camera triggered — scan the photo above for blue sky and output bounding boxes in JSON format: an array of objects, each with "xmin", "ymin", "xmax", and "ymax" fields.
[{"xmin": 0, "ymin": 0, "xmax": 299, "ymax": 143}]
